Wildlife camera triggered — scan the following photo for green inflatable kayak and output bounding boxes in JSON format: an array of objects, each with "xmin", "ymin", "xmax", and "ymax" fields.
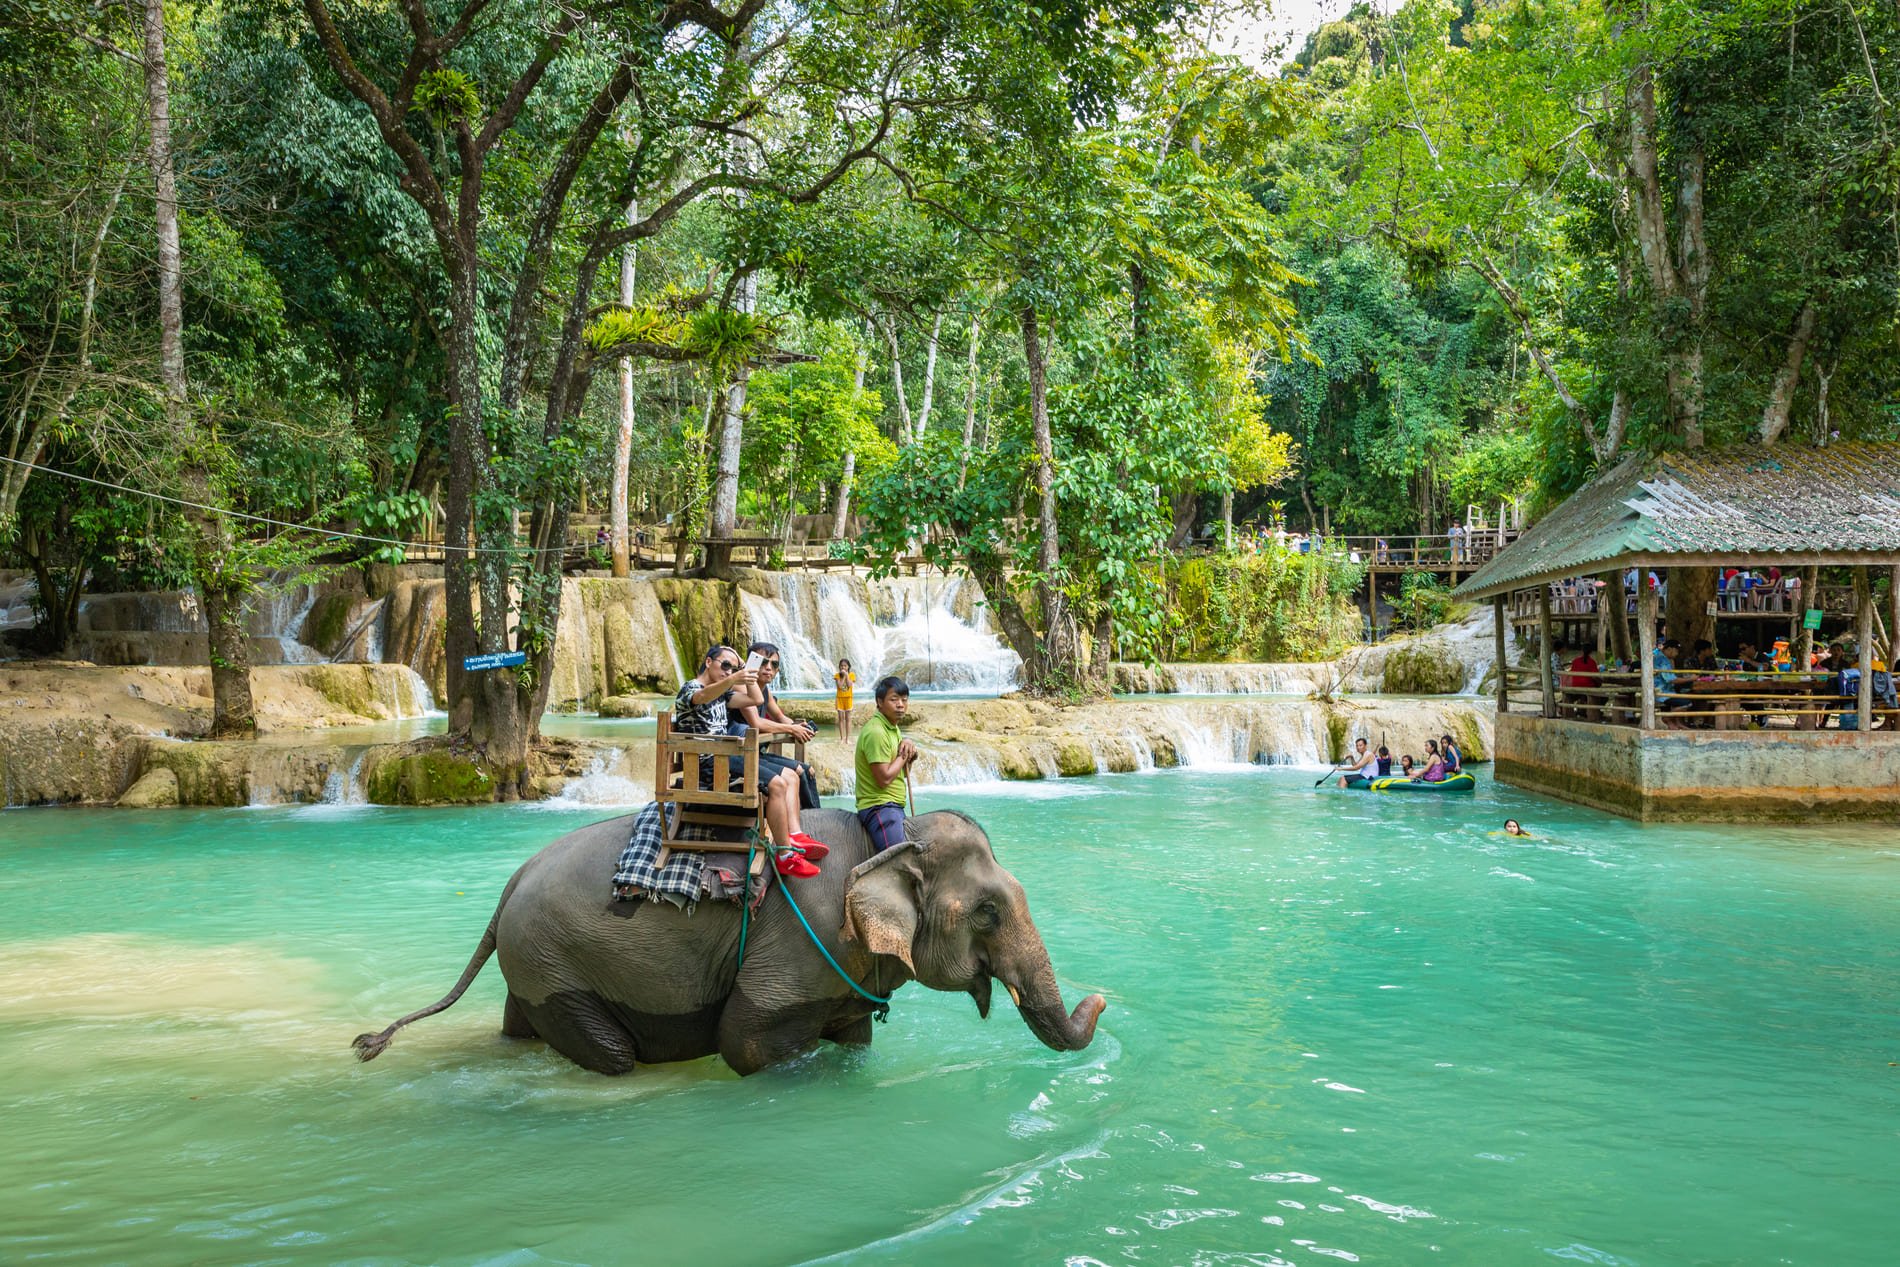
[{"xmin": 1368, "ymin": 772, "xmax": 1476, "ymax": 793}]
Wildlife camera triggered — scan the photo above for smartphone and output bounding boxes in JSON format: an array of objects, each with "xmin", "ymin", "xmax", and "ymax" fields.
[{"xmin": 743, "ymin": 651, "xmax": 766, "ymax": 673}]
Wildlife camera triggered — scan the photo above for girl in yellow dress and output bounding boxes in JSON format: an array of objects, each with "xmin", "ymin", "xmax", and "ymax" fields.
[{"xmin": 833, "ymin": 658, "xmax": 856, "ymax": 741}]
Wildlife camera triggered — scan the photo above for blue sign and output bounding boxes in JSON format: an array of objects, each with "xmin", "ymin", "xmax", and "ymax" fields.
[{"xmin": 462, "ymin": 651, "xmax": 527, "ymax": 672}]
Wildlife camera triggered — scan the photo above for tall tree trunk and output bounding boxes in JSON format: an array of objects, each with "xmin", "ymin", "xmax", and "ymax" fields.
[
  {"xmin": 914, "ymin": 309, "xmax": 943, "ymax": 435},
  {"xmin": 706, "ymin": 267, "xmax": 757, "ymax": 578},
  {"xmin": 832, "ymin": 450, "xmax": 855, "ymax": 539},
  {"xmin": 1020, "ymin": 302, "xmax": 1076, "ymax": 688},
  {"xmin": 957, "ymin": 315, "xmax": 980, "ymax": 489},
  {"xmin": 133, "ymin": 0, "xmax": 254, "ymax": 735},
  {"xmin": 1664, "ymin": 566, "xmax": 1716, "ymax": 649},
  {"xmin": 1759, "ymin": 298, "xmax": 1817, "ymax": 444},
  {"xmin": 834, "ymin": 341, "xmax": 867, "ymax": 533},
  {"xmin": 611, "ymin": 197, "xmax": 638, "ymax": 576},
  {"xmin": 880, "ymin": 314, "xmax": 912, "ymax": 442},
  {"xmin": 1626, "ymin": 64, "xmax": 1707, "ymax": 447}
]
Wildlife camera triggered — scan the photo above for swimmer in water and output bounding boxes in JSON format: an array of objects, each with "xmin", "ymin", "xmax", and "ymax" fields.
[{"xmin": 1503, "ymin": 819, "xmax": 1531, "ymax": 837}]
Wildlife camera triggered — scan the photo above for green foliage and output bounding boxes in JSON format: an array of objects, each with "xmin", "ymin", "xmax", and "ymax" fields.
[
  {"xmin": 1393, "ymin": 570, "xmax": 1455, "ymax": 634},
  {"xmin": 414, "ymin": 69, "xmax": 481, "ymax": 130},
  {"xmin": 1145, "ymin": 549, "xmax": 1366, "ymax": 663}
]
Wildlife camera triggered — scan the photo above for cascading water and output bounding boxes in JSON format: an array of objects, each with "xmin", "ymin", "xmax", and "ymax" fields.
[
  {"xmin": 318, "ymin": 750, "xmax": 371, "ymax": 806},
  {"xmin": 740, "ymin": 573, "xmax": 1021, "ymax": 693},
  {"xmin": 0, "ymin": 574, "xmax": 37, "ymax": 632},
  {"xmin": 537, "ymin": 748, "xmax": 648, "ymax": 809},
  {"xmin": 251, "ymin": 585, "xmax": 327, "ymax": 665}
]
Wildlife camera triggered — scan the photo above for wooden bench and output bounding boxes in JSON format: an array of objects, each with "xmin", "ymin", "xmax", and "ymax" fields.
[{"xmin": 653, "ymin": 710, "xmax": 808, "ymax": 872}]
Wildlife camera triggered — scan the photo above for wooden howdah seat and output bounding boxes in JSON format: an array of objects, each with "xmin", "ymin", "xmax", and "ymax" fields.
[{"xmin": 653, "ymin": 710, "xmax": 807, "ymax": 872}]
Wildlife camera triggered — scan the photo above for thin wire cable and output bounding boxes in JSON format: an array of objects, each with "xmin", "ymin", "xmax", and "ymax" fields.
[{"xmin": 0, "ymin": 455, "xmax": 567, "ymax": 556}]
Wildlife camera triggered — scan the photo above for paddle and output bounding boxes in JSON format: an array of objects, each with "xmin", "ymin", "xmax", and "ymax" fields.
[{"xmin": 1313, "ymin": 764, "xmax": 1346, "ymax": 787}]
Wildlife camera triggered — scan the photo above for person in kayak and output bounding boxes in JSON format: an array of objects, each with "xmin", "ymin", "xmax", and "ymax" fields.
[
  {"xmin": 1419, "ymin": 739, "xmax": 1447, "ymax": 782},
  {"xmin": 1440, "ymin": 734, "xmax": 1463, "ymax": 775},
  {"xmin": 1337, "ymin": 738, "xmax": 1379, "ymax": 787},
  {"xmin": 1398, "ymin": 754, "xmax": 1417, "ymax": 778}
]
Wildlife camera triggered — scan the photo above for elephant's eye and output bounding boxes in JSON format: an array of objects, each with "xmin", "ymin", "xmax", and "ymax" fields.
[{"xmin": 973, "ymin": 900, "xmax": 1000, "ymax": 929}]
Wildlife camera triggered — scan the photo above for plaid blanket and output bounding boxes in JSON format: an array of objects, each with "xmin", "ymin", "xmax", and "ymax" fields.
[{"xmin": 611, "ymin": 802, "xmax": 767, "ymax": 910}]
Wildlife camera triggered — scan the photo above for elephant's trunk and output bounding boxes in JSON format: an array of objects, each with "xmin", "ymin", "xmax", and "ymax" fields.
[{"xmin": 999, "ymin": 937, "xmax": 1105, "ymax": 1052}]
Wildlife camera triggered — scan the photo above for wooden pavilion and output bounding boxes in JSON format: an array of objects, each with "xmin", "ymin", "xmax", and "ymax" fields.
[{"xmin": 1454, "ymin": 443, "xmax": 1900, "ymax": 822}]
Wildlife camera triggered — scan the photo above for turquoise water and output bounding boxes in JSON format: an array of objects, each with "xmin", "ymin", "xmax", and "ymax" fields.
[{"xmin": 3, "ymin": 770, "xmax": 1897, "ymax": 1265}]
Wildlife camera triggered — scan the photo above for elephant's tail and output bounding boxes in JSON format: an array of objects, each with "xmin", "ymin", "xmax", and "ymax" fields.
[{"xmin": 352, "ymin": 911, "xmax": 499, "ymax": 1062}]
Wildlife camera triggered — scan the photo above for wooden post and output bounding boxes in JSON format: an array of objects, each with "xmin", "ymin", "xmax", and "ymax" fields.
[
  {"xmin": 1494, "ymin": 596, "xmax": 1509, "ymax": 714},
  {"xmin": 1796, "ymin": 564, "xmax": 1820, "ymax": 669},
  {"xmin": 1638, "ymin": 575, "xmax": 1658, "ymax": 730},
  {"xmin": 1890, "ymin": 564, "xmax": 1899, "ymax": 667},
  {"xmin": 1856, "ymin": 567, "xmax": 1874, "ymax": 732},
  {"xmin": 1537, "ymin": 584, "xmax": 1557, "ymax": 718}
]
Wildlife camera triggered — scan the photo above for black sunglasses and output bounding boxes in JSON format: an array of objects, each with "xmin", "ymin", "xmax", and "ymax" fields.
[
  {"xmin": 760, "ymin": 658, "xmax": 780, "ymax": 668},
  {"xmin": 714, "ymin": 658, "xmax": 740, "ymax": 672}
]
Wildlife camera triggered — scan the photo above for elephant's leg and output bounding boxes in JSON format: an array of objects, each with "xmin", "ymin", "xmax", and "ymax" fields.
[
  {"xmin": 823, "ymin": 1013, "xmax": 874, "ymax": 1046},
  {"xmin": 501, "ymin": 992, "xmax": 537, "ymax": 1040},
  {"xmin": 716, "ymin": 992, "xmax": 825, "ymax": 1075},
  {"xmin": 516, "ymin": 991, "xmax": 639, "ymax": 1075}
]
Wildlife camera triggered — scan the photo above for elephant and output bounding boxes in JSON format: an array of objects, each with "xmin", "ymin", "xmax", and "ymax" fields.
[{"xmin": 352, "ymin": 807, "xmax": 1106, "ymax": 1075}]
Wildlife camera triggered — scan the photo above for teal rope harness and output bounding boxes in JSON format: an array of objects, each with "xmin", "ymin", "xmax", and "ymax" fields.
[{"xmin": 733, "ymin": 836, "xmax": 891, "ymax": 1023}]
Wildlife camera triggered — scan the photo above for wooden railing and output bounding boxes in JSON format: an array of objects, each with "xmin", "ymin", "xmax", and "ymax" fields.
[
  {"xmin": 1337, "ymin": 531, "xmax": 1517, "ymax": 568},
  {"xmin": 1499, "ymin": 665, "xmax": 1895, "ymax": 730},
  {"xmin": 1508, "ymin": 582, "xmax": 1856, "ymax": 623}
]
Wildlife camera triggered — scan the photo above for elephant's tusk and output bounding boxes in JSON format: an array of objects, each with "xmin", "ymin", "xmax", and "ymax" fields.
[{"xmin": 1006, "ymin": 982, "xmax": 1022, "ymax": 1008}]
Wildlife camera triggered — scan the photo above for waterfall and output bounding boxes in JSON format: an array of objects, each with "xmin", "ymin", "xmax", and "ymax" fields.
[
  {"xmin": 377, "ymin": 666, "xmax": 437, "ymax": 718},
  {"xmin": 318, "ymin": 750, "xmax": 371, "ymax": 805},
  {"xmin": 329, "ymin": 596, "xmax": 388, "ymax": 664},
  {"xmin": 739, "ymin": 572, "xmax": 1021, "ymax": 693},
  {"xmin": 249, "ymin": 583, "xmax": 326, "ymax": 665},
  {"xmin": 0, "ymin": 574, "xmax": 36, "ymax": 632},
  {"xmin": 536, "ymin": 748, "xmax": 648, "ymax": 808}
]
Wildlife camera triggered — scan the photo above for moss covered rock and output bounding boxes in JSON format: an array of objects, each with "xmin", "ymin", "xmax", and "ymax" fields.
[
  {"xmin": 1380, "ymin": 643, "xmax": 1467, "ymax": 695},
  {"xmin": 597, "ymin": 694, "xmax": 660, "ymax": 719},
  {"xmin": 651, "ymin": 578, "xmax": 750, "ymax": 672},
  {"xmin": 116, "ymin": 766, "xmax": 180, "ymax": 808},
  {"xmin": 365, "ymin": 742, "xmax": 498, "ymax": 805},
  {"xmin": 1055, "ymin": 741, "xmax": 1096, "ymax": 777}
]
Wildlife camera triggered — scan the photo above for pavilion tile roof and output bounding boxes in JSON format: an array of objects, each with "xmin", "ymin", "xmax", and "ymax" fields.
[{"xmin": 1455, "ymin": 442, "xmax": 1900, "ymax": 599}]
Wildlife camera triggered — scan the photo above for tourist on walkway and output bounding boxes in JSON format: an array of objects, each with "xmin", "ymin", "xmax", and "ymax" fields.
[
  {"xmin": 855, "ymin": 676, "xmax": 918, "ymax": 854},
  {"xmin": 1448, "ymin": 522, "xmax": 1465, "ymax": 564}
]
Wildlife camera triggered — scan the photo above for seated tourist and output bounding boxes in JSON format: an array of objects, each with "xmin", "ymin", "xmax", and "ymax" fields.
[
  {"xmin": 733, "ymin": 641, "xmax": 822, "ymax": 811},
  {"xmin": 1375, "ymin": 745, "xmax": 1393, "ymax": 776},
  {"xmin": 1653, "ymin": 639, "xmax": 1696, "ymax": 726},
  {"xmin": 1736, "ymin": 641, "xmax": 1766, "ymax": 673},
  {"xmin": 1419, "ymin": 740, "xmax": 1447, "ymax": 782},
  {"xmin": 855, "ymin": 676, "xmax": 918, "ymax": 854},
  {"xmin": 1689, "ymin": 639, "xmax": 1716, "ymax": 672},
  {"xmin": 1337, "ymin": 737, "xmax": 1378, "ymax": 787},
  {"xmin": 674, "ymin": 644, "xmax": 827, "ymax": 879},
  {"xmin": 1440, "ymin": 733, "xmax": 1463, "ymax": 774},
  {"xmin": 1399, "ymin": 754, "xmax": 1417, "ymax": 778}
]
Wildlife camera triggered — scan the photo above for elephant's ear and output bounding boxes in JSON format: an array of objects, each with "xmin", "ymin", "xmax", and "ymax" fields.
[{"xmin": 843, "ymin": 845, "xmax": 923, "ymax": 972}]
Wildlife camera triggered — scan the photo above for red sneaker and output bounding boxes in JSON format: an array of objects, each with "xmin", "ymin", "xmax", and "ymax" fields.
[
  {"xmin": 787, "ymin": 832, "xmax": 830, "ymax": 862},
  {"xmin": 775, "ymin": 852, "xmax": 821, "ymax": 879}
]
